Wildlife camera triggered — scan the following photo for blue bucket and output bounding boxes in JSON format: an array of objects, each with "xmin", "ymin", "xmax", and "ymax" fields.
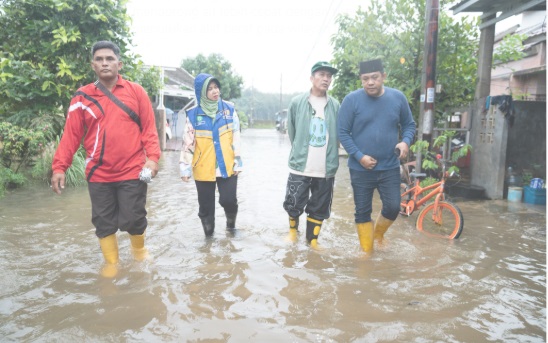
[{"xmin": 508, "ymin": 187, "xmax": 523, "ymax": 202}]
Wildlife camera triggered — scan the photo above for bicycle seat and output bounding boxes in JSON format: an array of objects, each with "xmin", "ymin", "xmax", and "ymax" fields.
[{"xmin": 409, "ymin": 172, "xmax": 427, "ymax": 179}]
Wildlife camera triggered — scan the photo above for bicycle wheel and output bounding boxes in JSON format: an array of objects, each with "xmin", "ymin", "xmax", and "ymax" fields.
[{"xmin": 415, "ymin": 200, "xmax": 464, "ymax": 239}]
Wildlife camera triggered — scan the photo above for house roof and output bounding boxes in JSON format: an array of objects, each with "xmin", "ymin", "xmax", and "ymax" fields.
[{"xmin": 451, "ymin": 0, "xmax": 546, "ymax": 29}]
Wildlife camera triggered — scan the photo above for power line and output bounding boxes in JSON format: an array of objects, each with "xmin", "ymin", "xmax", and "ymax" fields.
[{"xmin": 286, "ymin": 0, "xmax": 344, "ymax": 91}]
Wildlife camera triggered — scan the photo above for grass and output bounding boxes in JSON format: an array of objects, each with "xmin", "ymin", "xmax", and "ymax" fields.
[{"xmin": 31, "ymin": 137, "xmax": 86, "ymax": 187}]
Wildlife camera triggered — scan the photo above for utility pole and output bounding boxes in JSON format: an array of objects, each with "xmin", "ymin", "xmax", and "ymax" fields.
[
  {"xmin": 280, "ymin": 73, "xmax": 283, "ymax": 114},
  {"xmin": 156, "ymin": 66, "xmax": 166, "ymax": 151},
  {"xmin": 250, "ymin": 80, "xmax": 254, "ymax": 128},
  {"xmin": 417, "ymin": 0, "xmax": 439, "ymax": 172}
]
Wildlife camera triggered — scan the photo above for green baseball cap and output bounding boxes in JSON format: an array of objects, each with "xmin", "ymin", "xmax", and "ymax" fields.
[{"xmin": 311, "ymin": 61, "xmax": 338, "ymax": 75}]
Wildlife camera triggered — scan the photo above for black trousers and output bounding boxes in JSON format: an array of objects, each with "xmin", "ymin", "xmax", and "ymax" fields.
[
  {"xmin": 88, "ymin": 180, "xmax": 147, "ymax": 238},
  {"xmin": 282, "ymin": 173, "xmax": 335, "ymax": 221},
  {"xmin": 195, "ymin": 175, "xmax": 238, "ymax": 219}
]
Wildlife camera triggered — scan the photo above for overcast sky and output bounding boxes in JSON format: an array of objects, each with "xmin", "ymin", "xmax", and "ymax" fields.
[
  {"xmin": 126, "ymin": 1, "xmax": 522, "ymax": 94},
  {"xmin": 126, "ymin": 0, "xmax": 365, "ymax": 94}
]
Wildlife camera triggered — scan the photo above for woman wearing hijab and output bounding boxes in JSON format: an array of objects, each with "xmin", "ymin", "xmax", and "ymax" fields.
[{"xmin": 179, "ymin": 73, "xmax": 243, "ymax": 237}]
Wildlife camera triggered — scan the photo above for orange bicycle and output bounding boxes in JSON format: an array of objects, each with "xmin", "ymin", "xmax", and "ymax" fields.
[{"xmin": 400, "ymin": 154, "xmax": 464, "ymax": 239}]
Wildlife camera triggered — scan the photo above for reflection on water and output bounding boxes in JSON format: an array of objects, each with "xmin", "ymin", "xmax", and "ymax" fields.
[{"xmin": 0, "ymin": 129, "xmax": 545, "ymax": 341}]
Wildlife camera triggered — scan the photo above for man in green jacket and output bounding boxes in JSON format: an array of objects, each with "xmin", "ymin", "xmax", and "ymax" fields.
[{"xmin": 283, "ymin": 61, "xmax": 340, "ymax": 249}]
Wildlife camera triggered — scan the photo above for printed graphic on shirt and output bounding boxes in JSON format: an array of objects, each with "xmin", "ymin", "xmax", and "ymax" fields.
[{"xmin": 309, "ymin": 117, "xmax": 326, "ymax": 147}]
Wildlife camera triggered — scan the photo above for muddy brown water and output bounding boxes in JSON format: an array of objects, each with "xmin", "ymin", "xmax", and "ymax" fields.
[{"xmin": 0, "ymin": 128, "xmax": 545, "ymax": 342}]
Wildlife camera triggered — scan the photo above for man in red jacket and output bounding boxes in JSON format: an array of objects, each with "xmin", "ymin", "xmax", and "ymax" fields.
[{"xmin": 51, "ymin": 41, "xmax": 161, "ymax": 278}]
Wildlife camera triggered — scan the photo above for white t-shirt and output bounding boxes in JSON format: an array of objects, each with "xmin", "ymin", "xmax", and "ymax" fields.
[{"xmin": 290, "ymin": 94, "xmax": 329, "ymax": 178}]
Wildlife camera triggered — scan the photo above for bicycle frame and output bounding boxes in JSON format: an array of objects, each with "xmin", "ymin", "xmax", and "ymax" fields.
[
  {"xmin": 399, "ymin": 157, "xmax": 464, "ymax": 239},
  {"xmin": 400, "ymin": 176, "xmax": 446, "ymax": 216}
]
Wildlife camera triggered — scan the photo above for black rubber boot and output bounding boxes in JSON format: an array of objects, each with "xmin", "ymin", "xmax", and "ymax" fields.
[
  {"xmin": 200, "ymin": 215, "xmax": 215, "ymax": 237},
  {"xmin": 226, "ymin": 211, "xmax": 237, "ymax": 231}
]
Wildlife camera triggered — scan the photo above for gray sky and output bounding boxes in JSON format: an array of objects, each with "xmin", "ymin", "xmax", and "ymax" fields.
[
  {"xmin": 127, "ymin": 0, "xmax": 365, "ymax": 93},
  {"xmin": 126, "ymin": 1, "xmax": 521, "ymax": 94}
]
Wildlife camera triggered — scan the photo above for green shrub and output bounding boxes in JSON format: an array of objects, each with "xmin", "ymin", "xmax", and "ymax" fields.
[
  {"xmin": 0, "ymin": 165, "xmax": 26, "ymax": 197},
  {"xmin": 0, "ymin": 122, "xmax": 46, "ymax": 173},
  {"xmin": 410, "ymin": 130, "xmax": 472, "ymax": 177}
]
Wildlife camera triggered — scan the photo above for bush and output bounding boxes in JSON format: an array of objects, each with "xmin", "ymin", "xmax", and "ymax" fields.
[
  {"xmin": 0, "ymin": 122, "xmax": 46, "ymax": 173},
  {"xmin": 0, "ymin": 165, "xmax": 26, "ymax": 197}
]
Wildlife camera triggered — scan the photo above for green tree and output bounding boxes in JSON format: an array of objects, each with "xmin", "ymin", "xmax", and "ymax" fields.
[
  {"xmin": 331, "ymin": 0, "xmax": 479, "ymax": 122},
  {"xmin": 0, "ymin": 0, "xmax": 157, "ymax": 131},
  {"xmin": 493, "ymin": 33, "xmax": 528, "ymax": 65},
  {"xmin": 181, "ymin": 53, "xmax": 244, "ymax": 100},
  {"xmin": 237, "ymin": 111, "xmax": 249, "ymax": 129},
  {"xmin": 234, "ymin": 87, "xmax": 297, "ymax": 122},
  {"xmin": 133, "ymin": 63, "xmax": 163, "ymax": 99}
]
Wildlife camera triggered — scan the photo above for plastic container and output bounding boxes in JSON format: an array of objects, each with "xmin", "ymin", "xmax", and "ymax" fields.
[
  {"xmin": 530, "ymin": 178, "xmax": 544, "ymax": 189},
  {"xmin": 523, "ymin": 186, "xmax": 546, "ymax": 205},
  {"xmin": 507, "ymin": 187, "xmax": 523, "ymax": 202},
  {"xmin": 506, "ymin": 166, "xmax": 522, "ymax": 187}
]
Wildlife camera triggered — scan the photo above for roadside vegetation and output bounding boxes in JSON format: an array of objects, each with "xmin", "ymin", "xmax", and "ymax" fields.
[
  {"xmin": 0, "ymin": 0, "xmax": 528, "ymax": 198},
  {"xmin": 0, "ymin": 0, "xmax": 161, "ymax": 197}
]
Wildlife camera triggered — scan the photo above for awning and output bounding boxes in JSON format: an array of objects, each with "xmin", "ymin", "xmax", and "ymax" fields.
[
  {"xmin": 451, "ymin": 0, "xmax": 546, "ymax": 29},
  {"xmin": 163, "ymin": 84, "xmax": 195, "ymax": 99}
]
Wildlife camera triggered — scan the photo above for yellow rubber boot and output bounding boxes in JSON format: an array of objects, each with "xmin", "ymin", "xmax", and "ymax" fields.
[
  {"xmin": 356, "ymin": 222, "xmax": 374, "ymax": 253},
  {"xmin": 373, "ymin": 214, "xmax": 394, "ymax": 245},
  {"xmin": 285, "ymin": 216, "xmax": 299, "ymax": 242},
  {"xmin": 129, "ymin": 232, "xmax": 149, "ymax": 261},
  {"xmin": 99, "ymin": 234, "xmax": 119, "ymax": 278},
  {"xmin": 306, "ymin": 217, "xmax": 323, "ymax": 250}
]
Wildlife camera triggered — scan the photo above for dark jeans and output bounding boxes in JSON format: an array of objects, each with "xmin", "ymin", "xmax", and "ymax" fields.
[
  {"xmin": 88, "ymin": 180, "xmax": 148, "ymax": 238},
  {"xmin": 349, "ymin": 167, "xmax": 401, "ymax": 223},
  {"xmin": 282, "ymin": 173, "xmax": 335, "ymax": 221},
  {"xmin": 195, "ymin": 175, "xmax": 238, "ymax": 219}
]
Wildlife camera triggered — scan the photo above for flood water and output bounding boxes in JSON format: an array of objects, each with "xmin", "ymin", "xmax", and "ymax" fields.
[{"xmin": 0, "ymin": 128, "xmax": 546, "ymax": 342}]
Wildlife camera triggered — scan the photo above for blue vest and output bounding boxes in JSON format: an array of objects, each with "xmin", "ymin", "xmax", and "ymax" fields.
[{"xmin": 187, "ymin": 101, "xmax": 236, "ymax": 180}]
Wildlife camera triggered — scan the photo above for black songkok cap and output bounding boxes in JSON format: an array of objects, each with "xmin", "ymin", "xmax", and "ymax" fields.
[{"xmin": 359, "ymin": 59, "xmax": 384, "ymax": 74}]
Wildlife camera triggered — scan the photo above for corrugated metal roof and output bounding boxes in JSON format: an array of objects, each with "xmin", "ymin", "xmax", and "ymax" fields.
[
  {"xmin": 156, "ymin": 66, "xmax": 195, "ymax": 99},
  {"xmin": 451, "ymin": 0, "xmax": 545, "ymax": 14},
  {"xmin": 451, "ymin": 0, "xmax": 545, "ymax": 28}
]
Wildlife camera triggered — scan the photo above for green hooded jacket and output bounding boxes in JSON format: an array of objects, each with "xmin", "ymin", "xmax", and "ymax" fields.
[{"xmin": 287, "ymin": 91, "xmax": 340, "ymax": 178}]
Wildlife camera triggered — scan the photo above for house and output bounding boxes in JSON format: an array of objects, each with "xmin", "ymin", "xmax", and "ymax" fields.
[
  {"xmin": 150, "ymin": 66, "xmax": 195, "ymax": 147},
  {"xmin": 491, "ymin": 11, "xmax": 546, "ymax": 100},
  {"xmin": 451, "ymin": 0, "xmax": 546, "ymax": 199}
]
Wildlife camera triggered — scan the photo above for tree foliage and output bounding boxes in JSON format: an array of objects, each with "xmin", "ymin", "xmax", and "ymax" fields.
[
  {"xmin": 181, "ymin": 53, "xmax": 244, "ymax": 100},
  {"xmin": 493, "ymin": 33, "xmax": 528, "ymax": 65},
  {"xmin": 133, "ymin": 64, "xmax": 163, "ymax": 98},
  {"xmin": 0, "ymin": 0, "xmax": 158, "ymax": 131},
  {"xmin": 234, "ymin": 88, "xmax": 297, "ymax": 122},
  {"xmin": 330, "ymin": 0, "xmax": 479, "ymax": 122}
]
